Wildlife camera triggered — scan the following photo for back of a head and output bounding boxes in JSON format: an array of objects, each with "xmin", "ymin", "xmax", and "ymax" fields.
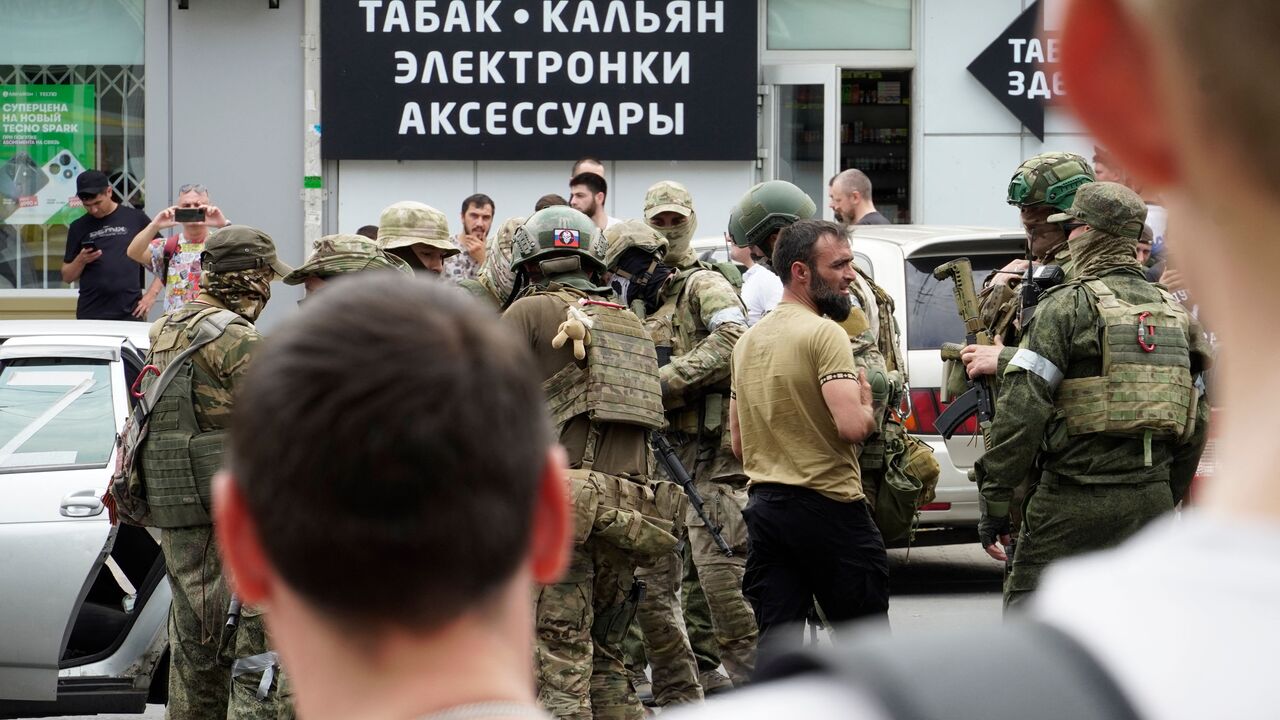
[
  {"xmin": 535, "ymin": 194, "xmax": 569, "ymax": 212},
  {"xmin": 227, "ymin": 275, "xmax": 553, "ymax": 633}
]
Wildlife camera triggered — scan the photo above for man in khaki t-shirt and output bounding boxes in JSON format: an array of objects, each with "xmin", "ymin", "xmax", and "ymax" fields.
[{"xmin": 729, "ymin": 220, "xmax": 888, "ymax": 646}]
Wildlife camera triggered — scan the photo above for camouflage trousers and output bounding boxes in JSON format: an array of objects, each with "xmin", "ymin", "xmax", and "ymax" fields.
[
  {"xmin": 682, "ymin": 546, "xmax": 729, "ymax": 690},
  {"xmin": 624, "ymin": 537, "xmax": 703, "ymax": 706},
  {"xmin": 159, "ymin": 525, "xmax": 293, "ymax": 719},
  {"xmin": 536, "ymin": 537, "xmax": 645, "ymax": 720},
  {"xmin": 1005, "ymin": 479, "xmax": 1174, "ymax": 610}
]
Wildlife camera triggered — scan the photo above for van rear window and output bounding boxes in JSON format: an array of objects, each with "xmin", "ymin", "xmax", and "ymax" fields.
[{"xmin": 904, "ymin": 254, "xmax": 1018, "ymax": 350}]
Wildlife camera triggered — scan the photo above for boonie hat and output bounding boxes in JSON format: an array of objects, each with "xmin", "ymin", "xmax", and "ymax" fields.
[
  {"xmin": 1046, "ymin": 181, "xmax": 1147, "ymax": 240},
  {"xmin": 376, "ymin": 201, "xmax": 459, "ymax": 257},
  {"xmin": 201, "ymin": 225, "xmax": 293, "ymax": 278},
  {"xmin": 283, "ymin": 234, "xmax": 410, "ymax": 285},
  {"xmin": 643, "ymin": 181, "xmax": 694, "ymax": 220}
]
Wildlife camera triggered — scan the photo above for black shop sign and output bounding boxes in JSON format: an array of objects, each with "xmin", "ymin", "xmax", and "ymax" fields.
[
  {"xmin": 967, "ymin": 0, "xmax": 1063, "ymax": 140},
  {"xmin": 321, "ymin": 1, "xmax": 758, "ymax": 161}
]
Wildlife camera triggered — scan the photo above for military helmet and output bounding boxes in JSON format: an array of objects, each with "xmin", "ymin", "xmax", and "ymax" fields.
[
  {"xmin": 510, "ymin": 206, "xmax": 607, "ymax": 273},
  {"xmin": 1006, "ymin": 152, "xmax": 1096, "ymax": 211},
  {"xmin": 1046, "ymin": 181, "xmax": 1148, "ymax": 240},
  {"xmin": 604, "ymin": 220, "xmax": 669, "ymax": 271},
  {"xmin": 727, "ymin": 180, "xmax": 817, "ymax": 249}
]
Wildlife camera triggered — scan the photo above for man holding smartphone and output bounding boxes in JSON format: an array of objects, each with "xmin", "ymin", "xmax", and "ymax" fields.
[
  {"xmin": 62, "ymin": 170, "xmax": 154, "ymax": 320},
  {"xmin": 127, "ymin": 183, "xmax": 230, "ymax": 314}
]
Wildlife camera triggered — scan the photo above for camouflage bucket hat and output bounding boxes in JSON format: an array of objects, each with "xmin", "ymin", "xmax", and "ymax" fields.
[
  {"xmin": 376, "ymin": 201, "xmax": 459, "ymax": 256},
  {"xmin": 201, "ymin": 224, "xmax": 292, "ymax": 278},
  {"xmin": 1047, "ymin": 181, "xmax": 1148, "ymax": 240},
  {"xmin": 643, "ymin": 180, "xmax": 693, "ymax": 219},
  {"xmin": 1007, "ymin": 152, "xmax": 1096, "ymax": 211},
  {"xmin": 283, "ymin": 234, "xmax": 411, "ymax": 285}
]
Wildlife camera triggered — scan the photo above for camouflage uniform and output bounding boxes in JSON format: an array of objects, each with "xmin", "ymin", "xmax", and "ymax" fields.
[
  {"xmin": 843, "ymin": 263, "xmax": 909, "ymax": 528},
  {"xmin": 140, "ymin": 226, "xmax": 294, "ymax": 719},
  {"xmin": 642, "ymin": 184, "xmax": 759, "ymax": 688},
  {"xmin": 375, "ymin": 201, "xmax": 458, "ymax": 276},
  {"xmin": 506, "ymin": 208, "xmax": 679, "ymax": 720},
  {"xmin": 282, "ymin": 233, "xmax": 410, "ymax": 288},
  {"xmin": 974, "ymin": 184, "xmax": 1212, "ymax": 609}
]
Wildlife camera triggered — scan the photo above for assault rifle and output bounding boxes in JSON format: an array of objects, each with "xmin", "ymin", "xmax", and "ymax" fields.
[
  {"xmin": 932, "ymin": 258, "xmax": 996, "ymax": 449},
  {"xmin": 653, "ymin": 433, "xmax": 733, "ymax": 557}
]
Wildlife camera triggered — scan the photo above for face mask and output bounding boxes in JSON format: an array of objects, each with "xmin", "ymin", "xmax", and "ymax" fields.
[
  {"xmin": 205, "ymin": 267, "xmax": 273, "ymax": 321},
  {"xmin": 651, "ymin": 211, "xmax": 697, "ymax": 263}
]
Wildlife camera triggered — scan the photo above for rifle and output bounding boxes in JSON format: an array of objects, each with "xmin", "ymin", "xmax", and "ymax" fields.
[
  {"xmin": 932, "ymin": 258, "xmax": 996, "ymax": 449},
  {"xmin": 652, "ymin": 433, "xmax": 733, "ymax": 557}
]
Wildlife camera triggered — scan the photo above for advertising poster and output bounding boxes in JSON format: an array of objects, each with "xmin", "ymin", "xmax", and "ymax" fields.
[{"xmin": 0, "ymin": 84, "xmax": 96, "ymax": 225}]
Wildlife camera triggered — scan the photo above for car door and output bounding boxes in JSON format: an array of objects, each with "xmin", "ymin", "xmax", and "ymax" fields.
[{"xmin": 0, "ymin": 339, "xmax": 128, "ymax": 701}]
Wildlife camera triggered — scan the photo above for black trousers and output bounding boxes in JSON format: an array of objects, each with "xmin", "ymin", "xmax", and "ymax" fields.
[{"xmin": 742, "ymin": 483, "xmax": 889, "ymax": 649}]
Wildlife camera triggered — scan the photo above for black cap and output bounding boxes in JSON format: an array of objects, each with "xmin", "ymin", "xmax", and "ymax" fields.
[{"xmin": 76, "ymin": 170, "xmax": 110, "ymax": 196}]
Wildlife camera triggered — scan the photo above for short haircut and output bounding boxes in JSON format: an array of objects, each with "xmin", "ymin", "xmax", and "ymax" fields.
[
  {"xmin": 461, "ymin": 193, "xmax": 495, "ymax": 215},
  {"xmin": 570, "ymin": 172, "xmax": 607, "ymax": 198},
  {"xmin": 227, "ymin": 275, "xmax": 553, "ymax": 633},
  {"xmin": 573, "ymin": 156, "xmax": 604, "ymax": 175},
  {"xmin": 355, "ymin": 225, "xmax": 379, "ymax": 240},
  {"xmin": 774, "ymin": 220, "xmax": 845, "ymax": 286},
  {"xmin": 834, "ymin": 169, "xmax": 873, "ymax": 198},
  {"xmin": 535, "ymin": 193, "xmax": 570, "ymax": 212}
]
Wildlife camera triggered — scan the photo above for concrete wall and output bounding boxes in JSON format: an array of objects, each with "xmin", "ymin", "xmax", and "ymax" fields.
[
  {"xmin": 164, "ymin": 0, "xmax": 305, "ymax": 331},
  {"xmin": 916, "ymin": 0, "xmax": 1092, "ymax": 227},
  {"xmin": 335, "ymin": 160, "xmax": 758, "ymax": 244}
]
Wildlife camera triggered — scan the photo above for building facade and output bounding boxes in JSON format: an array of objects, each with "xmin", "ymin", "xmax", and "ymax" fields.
[{"xmin": 0, "ymin": 0, "xmax": 1091, "ymax": 328}]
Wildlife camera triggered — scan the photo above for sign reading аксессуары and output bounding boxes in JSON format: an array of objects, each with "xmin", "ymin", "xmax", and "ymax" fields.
[{"xmin": 321, "ymin": 1, "xmax": 757, "ymax": 161}]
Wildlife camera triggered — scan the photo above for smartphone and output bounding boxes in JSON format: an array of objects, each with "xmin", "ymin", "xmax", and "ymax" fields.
[
  {"xmin": 175, "ymin": 207, "xmax": 206, "ymax": 223},
  {"xmin": 81, "ymin": 240, "xmax": 97, "ymax": 252}
]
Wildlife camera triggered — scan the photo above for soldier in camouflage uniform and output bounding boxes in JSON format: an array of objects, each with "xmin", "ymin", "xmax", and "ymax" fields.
[
  {"xmin": 458, "ymin": 215, "xmax": 523, "ymax": 309},
  {"xmin": 605, "ymin": 221, "xmax": 704, "ymax": 708},
  {"xmin": 973, "ymin": 182, "xmax": 1212, "ymax": 609},
  {"xmin": 282, "ymin": 233, "xmax": 410, "ymax": 296},
  {"xmin": 504, "ymin": 207, "xmax": 682, "ymax": 720},
  {"xmin": 137, "ymin": 225, "xmax": 294, "ymax": 719},
  {"xmin": 375, "ymin": 201, "xmax": 458, "ymax": 276},
  {"xmin": 640, "ymin": 182, "xmax": 758, "ymax": 690},
  {"xmin": 961, "ymin": 152, "xmax": 1096, "ymax": 385}
]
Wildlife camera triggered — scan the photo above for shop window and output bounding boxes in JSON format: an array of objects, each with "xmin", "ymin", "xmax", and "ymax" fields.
[
  {"xmin": 0, "ymin": 0, "xmax": 145, "ymax": 291},
  {"xmin": 778, "ymin": 84, "xmax": 825, "ymax": 221},
  {"xmin": 840, "ymin": 69, "xmax": 911, "ymax": 223},
  {"xmin": 768, "ymin": 0, "xmax": 912, "ymax": 51}
]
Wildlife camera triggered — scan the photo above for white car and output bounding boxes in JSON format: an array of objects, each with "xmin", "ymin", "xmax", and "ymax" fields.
[{"xmin": 0, "ymin": 320, "xmax": 170, "ymax": 717}]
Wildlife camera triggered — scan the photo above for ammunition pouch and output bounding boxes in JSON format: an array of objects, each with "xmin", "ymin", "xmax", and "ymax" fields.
[
  {"xmin": 592, "ymin": 579, "xmax": 646, "ymax": 647},
  {"xmin": 668, "ymin": 391, "xmax": 728, "ymax": 437},
  {"xmin": 873, "ymin": 424, "xmax": 941, "ymax": 543},
  {"xmin": 565, "ymin": 469, "xmax": 679, "ymax": 558}
]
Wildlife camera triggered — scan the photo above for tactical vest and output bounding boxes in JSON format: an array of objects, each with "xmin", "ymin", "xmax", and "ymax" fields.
[
  {"xmin": 646, "ymin": 267, "xmax": 733, "ymax": 437},
  {"xmin": 1054, "ymin": 278, "xmax": 1197, "ymax": 449},
  {"xmin": 137, "ymin": 307, "xmax": 249, "ymax": 528},
  {"xmin": 541, "ymin": 289, "xmax": 666, "ymax": 437},
  {"xmin": 854, "ymin": 266, "xmax": 904, "ymax": 375}
]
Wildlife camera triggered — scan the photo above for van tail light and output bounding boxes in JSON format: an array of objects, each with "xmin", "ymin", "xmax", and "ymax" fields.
[
  {"xmin": 902, "ymin": 387, "xmax": 978, "ymax": 437},
  {"xmin": 919, "ymin": 502, "xmax": 951, "ymax": 512}
]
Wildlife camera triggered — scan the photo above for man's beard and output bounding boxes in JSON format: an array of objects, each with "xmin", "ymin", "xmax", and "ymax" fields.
[{"xmin": 811, "ymin": 270, "xmax": 852, "ymax": 322}]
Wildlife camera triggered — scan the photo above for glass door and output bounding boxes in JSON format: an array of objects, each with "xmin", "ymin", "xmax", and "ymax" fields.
[
  {"xmin": 839, "ymin": 69, "xmax": 912, "ymax": 223},
  {"xmin": 763, "ymin": 65, "xmax": 837, "ymax": 218}
]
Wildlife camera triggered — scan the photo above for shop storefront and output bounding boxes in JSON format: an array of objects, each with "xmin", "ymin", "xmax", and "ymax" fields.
[{"xmin": 1, "ymin": 0, "xmax": 1096, "ymax": 327}]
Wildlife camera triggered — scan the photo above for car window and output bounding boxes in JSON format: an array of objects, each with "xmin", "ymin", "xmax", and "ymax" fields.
[
  {"xmin": 0, "ymin": 358, "xmax": 115, "ymax": 472},
  {"xmin": 904, "ymin": 254, "xmax": 1015, "ymax": 350}
]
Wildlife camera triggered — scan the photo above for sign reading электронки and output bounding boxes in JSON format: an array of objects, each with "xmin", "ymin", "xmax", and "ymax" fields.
[{"xmin": 321, "ymin": 1, "xmax": 758, "ymax": 161}]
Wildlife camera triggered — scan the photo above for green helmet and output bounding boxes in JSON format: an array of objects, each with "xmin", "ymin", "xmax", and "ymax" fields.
[
  {"xmin": 510, "ymin": 206, "xmax": 607, "ymax": 274},
  {"xmin": 603, "ymin": 220, "xmax": 668, "ymax": 272},
  {"xmin": 727, "ymin": 180, "xmax": 817, "ymax": 249},
  {"xmin": 1006, "ymin": 152, "xmax": 1096, "ymax": 211}
]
